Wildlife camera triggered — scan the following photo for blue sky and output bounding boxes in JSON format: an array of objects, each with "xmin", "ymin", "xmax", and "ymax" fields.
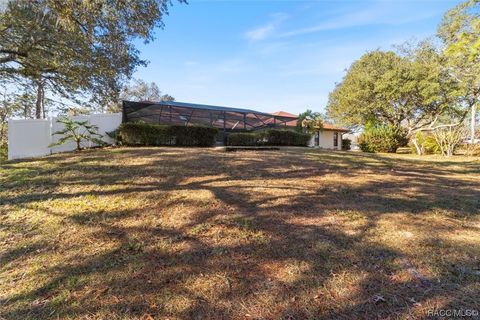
[{"xmin": 134, "ymin": 0, "xmax": 461, "ymax": 115}]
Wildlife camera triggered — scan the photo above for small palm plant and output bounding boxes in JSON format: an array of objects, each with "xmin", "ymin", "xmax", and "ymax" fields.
[{"xmin": 50, "ymin": 118, "xmax": 105, "ymax": 151}]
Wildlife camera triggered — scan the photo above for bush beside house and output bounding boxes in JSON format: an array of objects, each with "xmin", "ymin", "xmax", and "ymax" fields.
[
  {"xmin": 341, "ymin": 138, "xmax": 351, "ymax": 150},
  {"xmin": 118, "ymin": 122, "xmax": 219, "ymax": 147},
  {"xmin": 227, "ymin": 129, "xmax": 310, "ymax": 146},
  {"xmin": 227, "ymin": 132, "xmax": 259, "ymax": 146}
]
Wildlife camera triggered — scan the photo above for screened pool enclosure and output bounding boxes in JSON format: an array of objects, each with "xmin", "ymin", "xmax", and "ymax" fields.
[{"xmin": 122, "ymin": 100, "xmax": 298, "ymax": 133}]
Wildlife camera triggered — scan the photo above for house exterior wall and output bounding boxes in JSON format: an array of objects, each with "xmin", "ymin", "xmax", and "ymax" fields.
[{"xmin": 308, "ymin": 130, "xmax": 342, "ymax": 150}]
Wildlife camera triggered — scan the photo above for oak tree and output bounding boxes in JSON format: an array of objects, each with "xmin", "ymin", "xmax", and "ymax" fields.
[
  {"xmin": 326, "ymin": 44, "xmax": 460, "ymax": 154},
  {"xmin": 438, "ymin": 0, "xmax": 480, "ymax": 142},
  {"xmin": 0, "ymin": 0, "xmax": 184, "ymax": 118}
]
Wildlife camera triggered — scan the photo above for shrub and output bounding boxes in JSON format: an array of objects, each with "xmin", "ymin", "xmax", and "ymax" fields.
[
  {"xmin": 118, "ymin": 122, "xmax": 218, "ymax": 147},
  {"xmin": 358, "ymin": 125, "xmax": 407, "ymax": 153},
  {"xmin": 227, "ymin": 132, "xmax": 262, "ymax": 146},
  {"xmin": 458, "ymin": 143, "xmax": 480, "ymax": 156},
  {"xmin": 227, "ymin": 129, "xmax": 310, "ymax": 146},
  {"xmin": 422, "ymin": 135, "xmax": 441, "ymax": 154},
  {"xmin": 266, "ymin": 129, "xmax": 311, "ymax": 146},
  {"xmin": 341, "ymin": 138, "xmax": 351, "ymax": 150},
  {"xmin": 410, "ymin": 131, "xmax": 440, "ymax": 155},
  {"xmin": 431, "ymin": 125, "xmax": 467, "ymax": 157}
]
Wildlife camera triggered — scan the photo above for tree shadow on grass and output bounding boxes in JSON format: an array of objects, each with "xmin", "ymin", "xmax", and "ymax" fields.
[{"xmin": 1, "ymin": 147, "xmax": 479, "ymax": 319}]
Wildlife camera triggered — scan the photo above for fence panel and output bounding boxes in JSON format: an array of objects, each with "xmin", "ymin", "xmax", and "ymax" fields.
[
  {"xmin": 89, "ymin": 113, "xmax": 123, "ymax": 145},
  {"xmin": 8, "ymin": 113, "xmax": 122, "ymax": 160},
  {"xmin": 8, "ymin": 119, "xmax": 51, "ymax": 160}
]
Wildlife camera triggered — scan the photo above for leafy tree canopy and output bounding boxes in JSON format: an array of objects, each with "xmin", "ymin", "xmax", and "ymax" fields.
[
  {"xmin": 120, "ymin": 79, "xmax": 175, "ymax": 103},
  {"xmin": 297, "ymin": 109, "xmax": 323, "ymax": 132},
  {"xmin": 438, "ymin": 0, "xmax": 480, "ymax": 65},
  {"xmin": 438, "ymin": 0, "xmax": 480, "ymax": 141},
  {"xmin": 107, "ymin": 79, "xmax": 174, "ymax": 112},
  {"xmin": 326, "ymin": 43, "xmax": 461, "ymax": 137},
  {"xmin": 0, "ymin": 0, "xmax": 184, "ymax": 117}
]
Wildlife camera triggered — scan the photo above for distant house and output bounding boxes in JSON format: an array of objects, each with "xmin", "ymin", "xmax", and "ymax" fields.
[
  {"xmin": 122, "ymin": 101, "xmax": 348, "ymax": 148},
  {"xmin": 272, "ymin": 111, "xmax": 350, "ymax": 150},
  {"xmin": 122, "ymin": 100, "xmax": 298, "ymax": 144}
]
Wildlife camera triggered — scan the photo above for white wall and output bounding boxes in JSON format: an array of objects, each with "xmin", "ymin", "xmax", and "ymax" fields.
[
  {"xmin": 8, "ymin": 119, "xmax": 51, "ymax": 160},
  {"xmin": 89, "ymin": 113, "xmax": 122, "ymax": 145},
  {"xmin": 8, "ymin": 113, "xmax": 122, "ymax": 160},
  {"xmin": 308, "ymin": 130, "xmax": 342, "ymax": 150},
  {"xmin": 50, "ymin": 115, "xmax": 90, "ymax": 154}
]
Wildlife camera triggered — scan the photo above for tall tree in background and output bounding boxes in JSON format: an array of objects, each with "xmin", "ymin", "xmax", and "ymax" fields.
[
  {"xmin": 327, "ymin": 51, "xmax": 407, "ymax": 130},
  {"xmin": 438, "ymin": 0, "xmax": 480, "ymax": 143},
  {"xmin": 107, "ymin": 79, "xmax": 175, "ymax": 112},
  {"xmin": 0, "ymin": 89, "xmax": 17, "ymax": 145},
  {"xmin": 120, "ymin": 79, "xmax": 175, "ymax": 103},
  {"xmin": 296, "ymin": 109, "xmax": 323, "ymax": 132},
  {"xmin": 326, "ymin": 44, "xmax": 460, "ymax": 154},
  {"xmin": 0, "ymin": 0, "xmax": 184, "ymax": 118}
]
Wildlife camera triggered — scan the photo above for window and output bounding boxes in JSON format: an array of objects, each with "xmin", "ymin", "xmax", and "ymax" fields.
[{"xmin": 333, "ymin": 132, "xmax": 338, "ymax": 147}]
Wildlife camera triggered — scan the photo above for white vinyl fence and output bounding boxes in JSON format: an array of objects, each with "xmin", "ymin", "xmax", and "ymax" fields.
[{"xmin": 8, "ymin": 113, "xmax": 122, "ymax": 160}]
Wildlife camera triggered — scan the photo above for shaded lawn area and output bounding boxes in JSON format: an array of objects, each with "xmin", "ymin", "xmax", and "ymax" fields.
[{"xmin": 1, "ymin": 147, "xmax": 479, "ymax": 319}]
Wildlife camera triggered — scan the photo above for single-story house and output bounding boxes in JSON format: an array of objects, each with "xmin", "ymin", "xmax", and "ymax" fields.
[
  {"xmin": 271, "ymin": 111, "xmax": 350, "ymax": 150},
  {"xmin": 123, "ymin": 101, "xmax": 348, "ymax": 148}
]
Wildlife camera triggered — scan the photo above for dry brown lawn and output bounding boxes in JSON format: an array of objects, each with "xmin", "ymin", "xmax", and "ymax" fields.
[{"xmin": 0, "ymin": 147, "xmax": 479, "ymax": 319}]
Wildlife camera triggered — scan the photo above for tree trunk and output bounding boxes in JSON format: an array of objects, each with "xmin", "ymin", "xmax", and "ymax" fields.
[
  {"xmin": 446, "ymin": 146, "xmax": 453, "ymax": 157},
  {"xmin": 471, "ymin": 103, "xmax": 476, "ymax": 143},
  {"xmin": 0, "ymin": 121, "xmax": 5, "ymax": 144},
  {"xmin": 35, "ymin": 81, "xmax": 44, "ymax": 119},
  {"xmin": 433, "ymin": 133, "xmax": 444, "ymax": 156},
  {"xmin": 411, "ymin": 137, "xmax": 423, "ymax": 155},
  {"xmin": 24, "ymin": 105, "xmax": 29, "ymax": 119}
]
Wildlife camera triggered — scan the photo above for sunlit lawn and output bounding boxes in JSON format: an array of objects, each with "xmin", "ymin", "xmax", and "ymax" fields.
[{"xmin": 1, "ymin": 147, "xmax": 479, "ymax": 319}]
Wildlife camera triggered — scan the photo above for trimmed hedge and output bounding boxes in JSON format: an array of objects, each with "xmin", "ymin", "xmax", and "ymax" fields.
[
  {"xmin": 227, "ymin": 129, "xmax": 311, "ymax": 146},
  {"xmin": 118, "ymin": 122, "xmax": 219, "ymax": 147},
  {"xmin": 227, "ymin": 132, "xmax": 260, "ymax": 146}
]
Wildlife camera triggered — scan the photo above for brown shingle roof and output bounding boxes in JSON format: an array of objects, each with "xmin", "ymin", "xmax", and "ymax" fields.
[{"xmin": 272, "ymin": 111, "xmax": 297, "ymax": 118}]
